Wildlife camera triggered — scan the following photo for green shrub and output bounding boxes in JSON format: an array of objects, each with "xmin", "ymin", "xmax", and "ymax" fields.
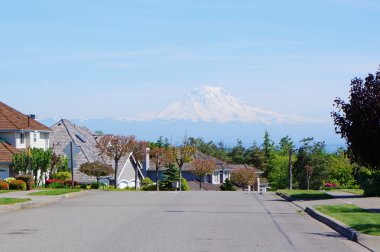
[
  {"xmin": 15, "ymin": 175, "xmax": 35, "ymax": 190},
  {"xmin": 51, "ymin": 172, "xmax": 72, "ymax": 181},
  {"xmin": 141, "ymin": 177, "xmax": 153, "ymax": 187},
  {"xmin": 181, "ymin": 178, "xmax": 190, "ymax": 191},
  {"xmin": 90, "ymin": 183, "xmax": 99, "ymax": 189},
  {"xmin": 141, "ymin": 177, "xmax": 156, "ymax": 191},
  {"xmin": 49, "ymin": 182, "xmax": 66, "ymax": 188},
  {"xmin": 9, "ymin": 180, "xmax": 27, "ymax": 190},
  {"xmin": 220, "ymin": 178, "xmax": 236, "ymax": 191},
  {"xmin": 0, "ymin": 180, "xmax": 9, "ymax": 190},
  {"xmin": 358, "ymin": 170, "xmax": 380, "ymax": 196}
]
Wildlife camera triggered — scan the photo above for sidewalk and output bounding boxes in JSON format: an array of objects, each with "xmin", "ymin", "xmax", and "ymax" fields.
[
  {"xmin": 277, "ymin": 191, "xmax": 380, "ymax": 251},
  {"xmin": 0, "ymin": 190, "xmax": 87, "ymax": 214}
]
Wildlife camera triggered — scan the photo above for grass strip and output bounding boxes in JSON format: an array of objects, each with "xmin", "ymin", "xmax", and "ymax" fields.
[
  {"xmin": 0, "ymin": 198, "xmax": 31, "ymax": 205},
  {"xmin": 277, "ymin": 189, "xmax": 333, "ymax": 200},
  {"xmin": 28, "ymin": 189, "xmax": 80, "ymax": 196},
  {"xmin": 315, "ymin": 204, "xmax": 380, "ymax": 236}
]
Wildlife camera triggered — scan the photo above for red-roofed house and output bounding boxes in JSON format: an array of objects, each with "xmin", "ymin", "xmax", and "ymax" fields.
[{"xmin": 0, "ymin": 101, "xmax": 52, "ymax": 179}]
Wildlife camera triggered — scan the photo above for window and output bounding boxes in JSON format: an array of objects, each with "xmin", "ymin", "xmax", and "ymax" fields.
[
  {"xmin": 20, "ymin": 133, "xmax": 25, "ymax": 144},
  {"xmin": 76, "ymin": 134, "xmax": 86, "ymax": 143},
  {"xmin": 34, "ymin": 133, "xmax": 37, "ymax": 143},
  {"xmin": 214, "ymin": 172, "xmax": 219, "ymax": 183}
]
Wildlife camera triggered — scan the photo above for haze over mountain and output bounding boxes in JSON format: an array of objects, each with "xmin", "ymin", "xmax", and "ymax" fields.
[
  {"xmin": 40, "ymin": 86, "xmax": 343, "ymax": 150},
  {"xmin": 137, "ymin": 86, "xmax": 324, "ymax": 125}
]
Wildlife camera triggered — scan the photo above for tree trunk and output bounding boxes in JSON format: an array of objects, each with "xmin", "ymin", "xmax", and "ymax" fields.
[
  {"xmin": 199, "ymin": 176, "xmax": 202, "ymax": 190},
  {"xmin": 114, "ymin": 159, "xmax": 119, "ymax": 189},
  {"xmin": 96, "ymin": 177, "xmax": 99, "ymax": 186},
  {"xmin": 179, "ymin": 166, "xmax": 182, "ymax": 191},
  {"xmin": 156, "ymin": 168, "xmax": 159, "ymax": 191}
]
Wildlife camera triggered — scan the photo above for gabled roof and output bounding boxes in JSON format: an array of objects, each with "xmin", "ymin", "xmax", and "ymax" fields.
[
  {"xmin": 50, "ymin": 119, "xmax": 144, "ymax": 183},
  {"xmin": 0, "ymin": 138, "xmax": 21, "ymax": 163},
  {"xmin": 0, "ymin": 101, "xmax": 51, "ymax": 132},
  {"xmin": 228, "ymin": 164, "xmax": 264, "ymax": 174}
]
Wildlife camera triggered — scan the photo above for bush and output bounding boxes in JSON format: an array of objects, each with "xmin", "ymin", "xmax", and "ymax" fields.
[
  {"xmin": 9, "ymin": 180, "xmax": 27, "ymax": 190},
  {"xmin": 51, "ymin": 172, "xmax": 72, "ymax": 181},
  {"xmin": 90, "ymin": 183, "xmax": 99, "ymax": 189},
  {"xmin": 15, "ymin": 175, "xmax": 35, "ymax": 190},
  {"xmin": 358, "ymin": 170, "xmax": 380, "ymax": 196},
  {"xmin": 181, "ymin": 178, "xmax": 190, "ymax": 191},
  {"xmin": 141, "ymin": 177, "xmax": 156, "ymax": 191},
  {"xmin": 46, "ymin": 179, "xmax": 65, "ymax": 188},
  {"xmin": 141, "ymin": 177, "xmax": 153, "ymax": 187},
  {"xmin": 80, "ymin": 184, "xmax": 88, "ymax": 189},
  {"xmin": 49, "ymin": 182, "xmax": 66, "ymax": 188},
  {"xmin": 220, "ymin": 178, "xmax": 236, "ymax": 191},
  {"xmin": 0, "ymin": 180, "xmax": 9, "ymax": 190}
]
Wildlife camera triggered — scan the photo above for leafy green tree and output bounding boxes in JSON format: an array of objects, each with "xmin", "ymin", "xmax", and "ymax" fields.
[
  {"xmin": 294, "ymin": 138, "xmax": 328, "ymax": 189},
  {"xmin": 228, "ymin": 139, "xmax": 246, "ymax": 164},
  {"xmin": 325, "ymin": 151, "xmax": 354, "ymax": 186},
  {"xmin": 267, "ymin": 153, "xmax": 289, "ymax": 190},
  {"xmin": 79, "ymin": 161, "xmax": 114, "ymax": 185},
  {"xmin": 12, "ymin": 150, "xmax": 29, "ymax": 174},
  {"xmin": 278, "ymin": 136, "xmax": 295, "ymax": 156},
  {"xmin": 262, "ymin": 131, "xmax": 275, "ymax": 175},
  {"xmin": 245, "ymin": 141, "xmax": 267, "ymax": 171},
  {"xmin": 30, "ymin": 148, "xmax": 53, "ymax": 185}
]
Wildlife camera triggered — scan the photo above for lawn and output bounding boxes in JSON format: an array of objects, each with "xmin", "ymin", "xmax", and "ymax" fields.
[
  {"xmin": 28, "ymin": 189, "xmax": 81, "ymax": 196},
  {"xmin": 315, "ymin": 204, "xmax": 380, "ymax": 236},
  {"xmin": 0, "ymin": 198, "xmax": 31, "ymax": 205},
  {"xmin": 0, "ymin": 190, "xmax": 10, "ymax": 194},
  {"xmin": 277, "ymin": 189, "xmax": 333, "ymax": 200}
]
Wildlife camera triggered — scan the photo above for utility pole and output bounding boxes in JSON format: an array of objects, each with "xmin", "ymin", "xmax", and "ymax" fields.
[
  {"xmin": 288, "ymin": 148, "xmax": 293, "ymax": 190},
  {"xmin": 70, "ymin": 141, "xmax": 74, "ymax": 189}
]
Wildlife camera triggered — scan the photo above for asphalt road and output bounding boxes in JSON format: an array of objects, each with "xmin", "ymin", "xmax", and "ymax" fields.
[{"xmin": 0, "ymin": 191, "xmax": 369, "ymax": 252}]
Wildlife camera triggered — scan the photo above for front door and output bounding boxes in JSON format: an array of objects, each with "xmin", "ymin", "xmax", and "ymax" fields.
[{"xmin": 219, "ymin": 171, "xmax": 223, "ymax": 183}]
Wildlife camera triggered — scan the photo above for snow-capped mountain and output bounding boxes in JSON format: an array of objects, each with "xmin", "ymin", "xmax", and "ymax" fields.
[{"xmin": 138, "ymin": 86, "xmax": 322, "ymax": 124}]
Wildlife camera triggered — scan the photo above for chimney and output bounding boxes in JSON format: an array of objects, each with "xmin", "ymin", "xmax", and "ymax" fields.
[
  {"xmin": 27, "ymin": 114, "xmax": 35, "ymax": 128},
  {"xmin": 143, "ymin": 148, "xmax": 150, "ymax": 177}
]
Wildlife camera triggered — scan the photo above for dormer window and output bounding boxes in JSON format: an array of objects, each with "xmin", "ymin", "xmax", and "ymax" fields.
[{"xmin": 20, "ymin": 133, "xmax": 25, "ymax": 144}]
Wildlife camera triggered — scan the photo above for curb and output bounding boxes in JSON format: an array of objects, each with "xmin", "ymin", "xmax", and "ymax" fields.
[
  {"xmin": 275, "ymin": 192, "xmax": 377, "ymax": 252},
  {"xmin": 275, "ymin": 192, "xmax": 293, "ymax": 201},
  {"xmin": 305, "ymin": 206, "xmax": 358, "ymax": 241}
]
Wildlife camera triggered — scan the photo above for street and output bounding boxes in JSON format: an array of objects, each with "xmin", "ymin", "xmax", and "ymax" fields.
[{"xmin": 0, "ymin": 191, "xmax": 368, "ymax": 252}]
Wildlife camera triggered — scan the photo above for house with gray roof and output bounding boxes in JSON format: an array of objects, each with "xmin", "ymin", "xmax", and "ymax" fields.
[
  {"xmin": 144, "ymin": 150, "xmax": 266, "ymax": 191},
  {"xmin": 50, "ymin": 119, "xmax": 144, "ymax": 188}
]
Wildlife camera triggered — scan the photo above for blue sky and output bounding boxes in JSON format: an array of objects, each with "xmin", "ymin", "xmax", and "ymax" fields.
[{"xmin": 1, "ymin": 0, "xmax": 380, "ymax": 121}]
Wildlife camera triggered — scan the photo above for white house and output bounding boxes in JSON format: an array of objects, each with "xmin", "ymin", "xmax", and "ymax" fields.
[{"xmin": 0, "ymin": 101, "xmax": 52, "ymax": 180}]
